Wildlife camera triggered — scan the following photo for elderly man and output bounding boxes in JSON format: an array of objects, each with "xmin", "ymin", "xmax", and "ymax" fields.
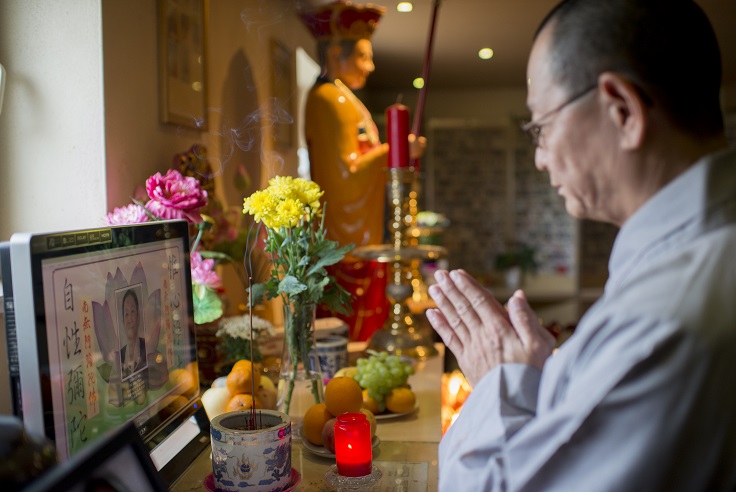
[{"xmin": 427, "ymin": 0, "xmax": 736, "ymax": 490}]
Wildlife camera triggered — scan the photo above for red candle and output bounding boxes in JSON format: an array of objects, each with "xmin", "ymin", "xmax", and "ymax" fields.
[
  {"xmin": 334, "ymin": 412, "xmax": 372, "ymax": 477},
  {"xmin": 386, "ymin": 103, "xmax": 410, "ymax": 168}
]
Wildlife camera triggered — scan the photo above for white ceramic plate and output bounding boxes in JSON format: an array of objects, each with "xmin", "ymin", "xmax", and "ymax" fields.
[
  {"xmin": 374, "ymin": 404, "xmax": 419, "ymax": 421},
  {"xmin": 301, "ymin": 432, "xmax": 380, "ymax": 459}
]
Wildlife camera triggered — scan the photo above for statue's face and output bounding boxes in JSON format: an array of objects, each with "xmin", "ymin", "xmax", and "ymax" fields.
[{"xmin": 336, "ymin": 38, "xmax": 375, "ymax": 90}]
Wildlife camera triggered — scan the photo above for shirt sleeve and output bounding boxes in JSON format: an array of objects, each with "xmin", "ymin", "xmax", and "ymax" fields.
[
  {"xmin": 439, "ymin": 316, "xmax": 723, "ymax": 492},
  {"xmin": 439, "ymin": 363, "xmax": 542, "ymax": 491}
]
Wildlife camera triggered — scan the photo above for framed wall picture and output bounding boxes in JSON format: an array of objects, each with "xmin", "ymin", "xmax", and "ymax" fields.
[
  {"xmin": 271, "ymin": 39, "xmax": 294, "ymax": 149},
  {"xmin": 158, "ymin": 0, "xmax": 208, "ymax": 130}
]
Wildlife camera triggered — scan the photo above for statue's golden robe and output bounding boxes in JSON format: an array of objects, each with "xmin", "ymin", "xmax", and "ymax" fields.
[{"xmin": 305, "ymin": 78, "xmax": 389, "ymax": 340}]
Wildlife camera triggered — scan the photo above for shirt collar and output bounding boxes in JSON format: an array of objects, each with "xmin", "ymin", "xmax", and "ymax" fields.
[{"xmin": 607, "ymin": 146, "xmax": 736, "ymax": 292}]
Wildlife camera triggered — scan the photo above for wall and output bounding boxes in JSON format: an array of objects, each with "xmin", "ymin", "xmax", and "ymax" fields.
[
  {"xmin": 0, "ymin": 0, "xmax": 317, "ymax": 413},
  {"xmin": 204, "ymin": 0, "xmax": 317, "ymax": 320},
  {"xmin": 0, "ymin": 1, "xmax": 108, "ymax": 239},
  {"xmin": 366, "ymin": 87, "xmax": 528, "ymax": 127},
  {"xmin": 0, "ymin": 0, "xmax": 316, "ymax": 241},
  {"xmin": 102, "ymin": 0, "xmax": 205, "ymax": 212},
  {"xmin": 0, "ymin": 0, "xmax": 316, "ymax": 306}
]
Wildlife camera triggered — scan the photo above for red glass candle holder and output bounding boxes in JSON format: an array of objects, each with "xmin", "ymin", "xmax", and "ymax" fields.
[{"xmin": 334, "ymin": 412, "xmax": 372, "ymax": 477}]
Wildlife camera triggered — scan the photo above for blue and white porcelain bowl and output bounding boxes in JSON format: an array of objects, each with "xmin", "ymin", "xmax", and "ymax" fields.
[{"xmin": 210, "ymin": 410, "xmax": 292, "ymax": 492}]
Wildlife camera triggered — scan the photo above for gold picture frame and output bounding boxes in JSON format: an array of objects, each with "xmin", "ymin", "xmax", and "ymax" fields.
[
  {"xmin": 158, "ymin": 0, "xmax": 208, "ymax": 130},
  {"xmin": 271, "ymin": 39, "xmax": 294, "ymax": 149}
]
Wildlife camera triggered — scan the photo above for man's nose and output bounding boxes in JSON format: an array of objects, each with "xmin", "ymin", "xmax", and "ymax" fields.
[{"xmin": 534, "ymin": 147, "xmax": 548, "ymax": 172}]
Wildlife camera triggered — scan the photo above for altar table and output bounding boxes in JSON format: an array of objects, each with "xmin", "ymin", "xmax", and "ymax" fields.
[{"xmin": 169, "ymin": 343, "xmax": 444, "ymax": 491}]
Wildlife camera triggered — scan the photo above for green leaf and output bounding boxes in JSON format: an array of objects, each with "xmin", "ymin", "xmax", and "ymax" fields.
[
  {"xmin": 248, "ymin": 283, "xmax": 268, "ymax": 304},
  {"xmin": 193, "ymin": 287, "xmax": 223, "ymax": 324},
  {"xmin": 321, "ymin": 289, "xmax": 353, "ymax": 316},
  {"xmin": 307, "ymin": 276, "xmax": 330, "ymax": 301},
  {"xmin": 200, "ymin": 250, "xmax": 235, "ymax": 263},
  {"xmin": 193, "ymin": 282, "xmax": 207, "ymax": 299},
  {"xmin": 279, "ymin": 275, "xmax": 308, "ymax": 295},
  {"xmin": 306, "ymin": 245, "xmax": 352, "ymax": 276}
]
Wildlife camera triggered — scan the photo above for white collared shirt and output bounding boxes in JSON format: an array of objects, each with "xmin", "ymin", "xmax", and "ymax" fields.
[{"xmin": 440, "ymin": 147, "xmax": 736, "ymax": 491}]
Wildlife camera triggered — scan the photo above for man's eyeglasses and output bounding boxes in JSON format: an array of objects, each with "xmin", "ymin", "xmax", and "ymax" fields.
[{"xmin": 521, "ymin": 84, "xmax": 597, "ymax": 148}]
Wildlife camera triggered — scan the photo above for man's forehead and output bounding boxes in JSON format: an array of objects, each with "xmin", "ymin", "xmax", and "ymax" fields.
[{"xmin": 526, "ymin": 25, "xmax": 560, "ymax": 111}]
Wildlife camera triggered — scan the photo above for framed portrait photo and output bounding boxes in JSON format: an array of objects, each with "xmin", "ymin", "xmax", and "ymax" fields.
[{"xmin": 158, "ymin": 0, "xmax": 208, "ymax": 130}]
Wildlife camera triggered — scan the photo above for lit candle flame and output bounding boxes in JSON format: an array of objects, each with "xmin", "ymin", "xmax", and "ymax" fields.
[{"xmin": 441, "ymin": 370, "xmax": 472, "ymax": 435}]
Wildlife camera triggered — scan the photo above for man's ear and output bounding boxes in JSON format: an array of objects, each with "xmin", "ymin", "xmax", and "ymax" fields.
[{"xmin": 598, "ymin": 72, "xmax": 648, "ymax": 150}]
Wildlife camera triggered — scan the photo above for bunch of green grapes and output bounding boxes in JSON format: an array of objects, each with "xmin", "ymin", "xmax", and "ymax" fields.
[{"xmin": 355, "ymin": 350, "xmax": 414, "ymax": 404}]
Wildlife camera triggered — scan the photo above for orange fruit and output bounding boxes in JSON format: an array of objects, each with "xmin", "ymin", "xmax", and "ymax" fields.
[
  {"xmin": 302, "ymin": 403, "xmax": 333, "ymax": 446},
  {"xmin": 385, "ymin": 387, "xmax": 416, "ymax": 414},
  {"xmin": 324, "ymin": 376, "xmax": 363, "ymax": 417},
  {"xmin": 362, "ymin": 389, "xmax": 381, "ymax": 414},
  {"xmin": 170, "ymin": 368, "xmax": 195, "ymax": 396},
  {"xmin": 226, "ymin": 361, "xmax": 261, "ymax": 395},
  {"xmin": 232, "ymin": 359, "xmax": 259, "ymax": 373},
  {"xmin": 225, "ymin": 393, "xmax": 263, "ymax": 413}
]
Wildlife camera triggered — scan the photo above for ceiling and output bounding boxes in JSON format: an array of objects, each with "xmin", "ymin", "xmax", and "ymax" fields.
[{"xmin": 363, "ymin": 0, "xmax": 736, "ymax": 92}]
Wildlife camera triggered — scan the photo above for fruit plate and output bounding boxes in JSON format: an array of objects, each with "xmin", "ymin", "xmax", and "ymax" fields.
[
  {"xmin": 301, "ymin": 432, "xmax": 380, "ymax": 459},
  {"xmin": 374, "ymin": 404, "xmax": 419, "ymax": 420}
]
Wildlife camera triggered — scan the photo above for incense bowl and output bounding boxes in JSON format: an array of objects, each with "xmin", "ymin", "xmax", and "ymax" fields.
[{"xmin": 210, "ymin": 410, "xmax": 292, "ymax": 491}]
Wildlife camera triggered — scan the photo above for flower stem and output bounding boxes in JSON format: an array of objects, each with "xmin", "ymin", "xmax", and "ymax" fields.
[
  {"xmin": 190, "ymin": 225, "xmax": 205, "ymax": 253},
  {"xmin": 280, "ymin": 299, "xmax": 321, "ymax": 416}
]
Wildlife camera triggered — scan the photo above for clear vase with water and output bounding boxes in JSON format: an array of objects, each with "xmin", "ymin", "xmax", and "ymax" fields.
[{"xmin": 277, "ymin": 300, "xmax": 324, "ymax": 431}]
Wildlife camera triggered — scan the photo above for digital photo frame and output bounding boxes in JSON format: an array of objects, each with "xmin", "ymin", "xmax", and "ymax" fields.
[
  {"xmin": 23, "ymin": 421, "xmax": 168, "ymax": 492},
  {"xmin": 5, "ymin": 220, "xmax": 204, "ymax": 464}
]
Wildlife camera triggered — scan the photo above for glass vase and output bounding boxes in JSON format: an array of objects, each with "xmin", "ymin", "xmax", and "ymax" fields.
[{"xmin": 277, "ymin": 300, "xmax": 324, "ymax": 430}]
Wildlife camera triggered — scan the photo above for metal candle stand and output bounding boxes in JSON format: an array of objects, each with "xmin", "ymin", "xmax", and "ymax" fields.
[
  {"xmin": 406, "ymin": 173, "xmax": 431, "ymax": 303},
  {"xmin": 352, "ymin": 167, "xmax": 446, "ymax": 360}
]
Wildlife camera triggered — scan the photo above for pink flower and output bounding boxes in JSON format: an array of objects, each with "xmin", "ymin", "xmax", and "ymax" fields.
[
  {"xmin": 105, "ymin": 204, "xmax": 149, "ymax": 225},
  {"xmin": 145, "ymin": 169, "xmax": 208, "ymax": 224},
  {"xmin": 191, "ymin": 250, "xmax": 222, "ymax": 288}
]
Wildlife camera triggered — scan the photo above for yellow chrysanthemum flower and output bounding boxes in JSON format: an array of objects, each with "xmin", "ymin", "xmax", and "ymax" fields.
[
  {"xmin": 275, "ymin": 198, "xmax": 304, "ymax": 228},
  {"xmin": 267, "ymin": 176, "xmax": 300, "ymax": 203},
  {"xmin": 262, "ymin": 213, "xmax": 282, "ymax": 230},
  {"xmin": 243, "ymin": 190, "xmax": 278, "ymax": 224},
  {"xmin": 293, "ymin": 178, "xmax": 323, "ymax": 212},
  {"xmin": 243, "ymin": 176, "xmax": 326, "ymax": 227}
]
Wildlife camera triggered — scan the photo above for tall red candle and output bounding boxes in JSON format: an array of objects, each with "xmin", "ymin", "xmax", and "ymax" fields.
[
  {"xmin": 334, "ymin": 412, "xmax": 372, "ymax": 477},
  {"xmin": 386, "ymin": 103, "xmax": 410, "ymax": 168}
]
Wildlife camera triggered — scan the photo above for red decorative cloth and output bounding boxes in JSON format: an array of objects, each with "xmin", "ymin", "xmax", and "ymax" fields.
[{"xmin": 318, "ymin": 259, "xmax": 388, "ymax": 341}]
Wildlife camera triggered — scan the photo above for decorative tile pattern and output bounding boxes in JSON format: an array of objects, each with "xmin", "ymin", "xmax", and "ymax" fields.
[
  {"xmin": 513, "ymin": 144, "xmax": 576, "ymax": 275},
  {"xmin": 427, "ymin": 123, "xmax": 578, "ymax": 279},
  {"xmin": 430, "ymin": 126, "xmax": 507, "ymax": 276}
]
